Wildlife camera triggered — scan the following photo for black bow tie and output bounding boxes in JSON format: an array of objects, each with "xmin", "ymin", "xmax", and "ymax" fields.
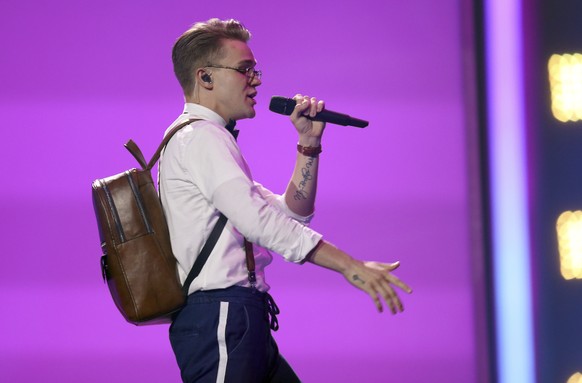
[{"xmin": 225, "ymin": 119, "xmax": 239, "ymax": 140}]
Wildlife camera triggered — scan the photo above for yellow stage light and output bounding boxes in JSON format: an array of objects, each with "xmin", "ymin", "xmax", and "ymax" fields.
[
  {"xmin": 556, "ymin": 210, "xmax": 582, "ymax": 279},
  {"xmin": 548, "ymin": 53, "xmax": 582, "ymax": 122}
]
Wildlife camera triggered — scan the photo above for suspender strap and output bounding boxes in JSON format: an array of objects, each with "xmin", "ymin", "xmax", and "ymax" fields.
[
  {"xmin": 243, "ymin": 238, "xmax": 278, "ymax": 330},
  {"xmin": 244, "ymin": 239, "xmax": 256, "ymax": 288},
  {"xmin": 182, "ymin": 227, "xmax": 257, "ymax": 295},
  {"xmin": 182, "ymin": 213, "xmax": 228, "ymax": 294}
]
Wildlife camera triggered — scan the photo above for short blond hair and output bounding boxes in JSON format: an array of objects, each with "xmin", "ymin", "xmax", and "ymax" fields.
[{"xmin": 172, "ymin": 18, "xmax": 251, "ymax": 96}]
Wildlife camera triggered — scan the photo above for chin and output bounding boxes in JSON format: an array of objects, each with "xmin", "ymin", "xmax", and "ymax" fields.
[
  {"xmin": 232, "ymin": 107, "xmax": 256, "ymax": 121},
  {"xmin": 242, "ymin": 109, "xmax": 256, "ymax": 119}
]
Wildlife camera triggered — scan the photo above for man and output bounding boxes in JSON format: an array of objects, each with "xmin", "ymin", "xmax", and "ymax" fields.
[{"xmin": 160, "ymin": 18, "xmax": 412, "ymax": 383}]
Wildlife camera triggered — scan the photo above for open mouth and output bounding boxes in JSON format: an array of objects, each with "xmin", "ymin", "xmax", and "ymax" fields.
[{"xmin": 246, "ymin": 94, "xmax": 257, "ymax": 106}]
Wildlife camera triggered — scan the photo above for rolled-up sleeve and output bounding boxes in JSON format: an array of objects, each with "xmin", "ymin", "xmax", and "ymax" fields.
[
  {"xmin": 253, "ymin": 182, "xmax": 315, "ymax": 225},
  {"xmin": 212, "ymin": 178, "xmax": 321, "ymax": 263},
  {"xmin": 183, "ymin": 124, "xmax": 322, "ymax": 263}
]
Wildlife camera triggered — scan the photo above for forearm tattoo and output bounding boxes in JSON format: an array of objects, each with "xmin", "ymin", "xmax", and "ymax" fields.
[
  {"xmin": 352, "ymin": 274, "xmax": 366, "ymax": 285},
  {"xmin": 293, "ymin": 156, "xmax": 315, "ymax": 200}
]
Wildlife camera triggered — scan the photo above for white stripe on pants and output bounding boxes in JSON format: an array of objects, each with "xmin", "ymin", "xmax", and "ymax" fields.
[{"xmin": 216, "ymin": 302, "xmax": 229, "ymax": 383}]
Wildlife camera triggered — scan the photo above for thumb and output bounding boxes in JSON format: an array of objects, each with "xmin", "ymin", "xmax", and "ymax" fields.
[{"xmin": 386, "ymin": 261, "xmax": 401, "ymax": 271}]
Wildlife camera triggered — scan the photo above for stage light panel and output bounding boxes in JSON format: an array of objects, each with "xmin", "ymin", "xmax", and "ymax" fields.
[
  {"xmin": 548, "ymin": 53, "xmax": 582, "ymax": 122},
  {"xmin": 556, "ymin": 210, "xmax": 582, "ymax": 280}
]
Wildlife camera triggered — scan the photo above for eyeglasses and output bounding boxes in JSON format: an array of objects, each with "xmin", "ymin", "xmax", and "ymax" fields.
[{"xmin": 205, "ymin": 64, "xmax": 262, "ymax": 83}]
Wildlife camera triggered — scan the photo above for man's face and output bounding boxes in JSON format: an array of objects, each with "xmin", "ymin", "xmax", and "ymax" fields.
[{"xmin": 208, "ymin": 39, "xmax": 261, "ymax": 122}]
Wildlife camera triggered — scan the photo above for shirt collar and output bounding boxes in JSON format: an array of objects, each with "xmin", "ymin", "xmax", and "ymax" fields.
[
  {"xmin": 182, "ymin": 103, "xmax": 239, "ymax": 140},
  {"xmin": 182, "ymin": 103, "xmax": 227, "ymax": 127}
]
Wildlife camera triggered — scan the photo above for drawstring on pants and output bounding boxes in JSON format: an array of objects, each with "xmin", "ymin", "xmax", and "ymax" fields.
[{"xmin": 264, "ymin": 292, "xmax": 280, "ymax": 331}]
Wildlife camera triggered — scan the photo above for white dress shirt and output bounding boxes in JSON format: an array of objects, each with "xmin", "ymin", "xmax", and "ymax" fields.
[{"xmin": 159, "ymin": 103, "xmax": 323, "ymax": 293}]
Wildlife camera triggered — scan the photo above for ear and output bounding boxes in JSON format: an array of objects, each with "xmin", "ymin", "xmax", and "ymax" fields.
[{"xmin": 196, "ymin": 69, "xmax": 213, "ymax": 89}]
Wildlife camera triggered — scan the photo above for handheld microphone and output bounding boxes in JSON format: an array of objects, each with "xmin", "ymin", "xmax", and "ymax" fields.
[{"xmin": 269, "ymin": 96, "xmax": 369, "ymax": 128}]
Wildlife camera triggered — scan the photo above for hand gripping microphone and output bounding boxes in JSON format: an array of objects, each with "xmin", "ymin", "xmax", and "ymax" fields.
[{"xmin": 268, "ymin": 96, "xmax": 369, "ymax": 128}]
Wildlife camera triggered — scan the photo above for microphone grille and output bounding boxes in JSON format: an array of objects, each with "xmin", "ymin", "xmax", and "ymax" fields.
[{"xmin": 269, "ymin": 96, "xmax": 296, "ymax": 116}]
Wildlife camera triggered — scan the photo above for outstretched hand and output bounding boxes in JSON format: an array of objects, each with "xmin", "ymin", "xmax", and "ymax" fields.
[
  {"xmin": 344, "ymin": 260, "xmax": 413, "ymax": 314},
  {"xmin": 307, "ymin": 241, "xmax": 413, "ymax": 314}
]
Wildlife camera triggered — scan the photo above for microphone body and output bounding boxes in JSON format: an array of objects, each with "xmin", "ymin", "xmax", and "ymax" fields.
[{"xmin": 269, "ymin": 96, "xmax": 369, "ymax": 128}]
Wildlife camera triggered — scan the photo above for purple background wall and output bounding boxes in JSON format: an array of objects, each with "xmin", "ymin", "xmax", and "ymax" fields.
[{"xmin": 0, "ymin": 1, "xmax": 476, "ymax": 382}]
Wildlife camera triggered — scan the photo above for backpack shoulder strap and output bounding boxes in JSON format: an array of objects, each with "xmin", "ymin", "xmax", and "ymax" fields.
[{"xmin": 146, "ymin": 118, "xmax": 200, "ymax": 170}]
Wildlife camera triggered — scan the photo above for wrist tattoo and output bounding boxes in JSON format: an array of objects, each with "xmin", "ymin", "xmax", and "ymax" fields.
[
  {"xmin": 352, "ymin": 274, "xmax": 366, "ymax": 285},
  {"xmin": 293, "ymin": 156, "xmax": 315, "ymax": 200}
]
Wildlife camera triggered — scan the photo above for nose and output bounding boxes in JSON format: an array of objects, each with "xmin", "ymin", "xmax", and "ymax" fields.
[{"xmin": 250, "ymin": 74, "xmax": 262, "ymax": 87}]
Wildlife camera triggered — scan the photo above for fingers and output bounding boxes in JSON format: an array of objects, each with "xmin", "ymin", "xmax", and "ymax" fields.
[
  {"xmin": 317, "ymin": 99, "xmax": 324, "ymax": 110},
  {"xmin": 377, "ymin": 283, "xmax": 402, "ymax": 314},
  {"xmin": 354, "ymin": 261, "xmax": 412, "ymax": 314},
  {"xmin": 384, "ymin": 273, "xmax": 413, "ymax": 294},
  {"xmin": 366, "ymin": 289, "xmax": 384, "ymax": 313},
  {"xmin": 369, "ymin": 281, "xmax": 403, "ymax": 315},
  {"xmin": 292, "ymin": 94, "xmax": 325, "ymax": 118},
  {"xmin": 291, "ymin": 94, "xmax": 310, "ymax": 117},
  {"xmin": 350, "ymin": 272, "xmax": 406, "ymax": 315}
]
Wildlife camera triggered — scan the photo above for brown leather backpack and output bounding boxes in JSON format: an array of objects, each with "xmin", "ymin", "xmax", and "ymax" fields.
[{"xmin": 91, "ymin": 119, "xmax": 226, "ymax": 325}]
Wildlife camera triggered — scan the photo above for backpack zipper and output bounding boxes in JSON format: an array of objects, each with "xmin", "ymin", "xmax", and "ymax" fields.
[
  {"xmin": 100, "ymin": 180, "xmax": 126, "ymax": 243},
  {"xmin": 125, "ymin": 170, "xmax": 153, "ymax": 234}
]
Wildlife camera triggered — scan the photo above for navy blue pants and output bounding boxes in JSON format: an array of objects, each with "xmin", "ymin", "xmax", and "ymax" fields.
[{"xmin": 169, "ymin": 286, "xmax": 301, "ymax": 383}]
